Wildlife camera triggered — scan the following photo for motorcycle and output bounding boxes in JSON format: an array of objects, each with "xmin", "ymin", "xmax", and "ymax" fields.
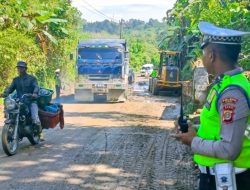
[{"xmin": 2, "ymin": 94, "xmax": 41, "ymax": 156}]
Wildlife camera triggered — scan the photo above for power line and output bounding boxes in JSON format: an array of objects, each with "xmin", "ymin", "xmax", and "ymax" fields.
[
  {"xmin": 78, "ymin": 3, "xmax": 116, "ymax": 23},
  {"xmin": 82, "ymin": 0, "xmax": 119, "ymax": 23},
  {"xmin": 82, "ymin": 0, "xmax": 115, "ymax": 22},
  {"xmin": 80, "ymin": 4, "xmax": 104, "ymax": 19},
  {"xmin": 77, "ymin": 1, "xmax": 123, "ymax": 37}
]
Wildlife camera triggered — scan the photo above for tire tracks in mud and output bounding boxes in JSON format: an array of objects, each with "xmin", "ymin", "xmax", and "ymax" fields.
[
  {"xmin": 0, "ymin": 81, "xmax": 197, "ymax": 190},
  {"xmin": 134, "ymin": 129, "xmax": 196, "ymax": 190},
  {"xmin": 63, "ymin": 125, "xmax": 197, "ymax": 190},
  {"xmin": 135, "ymin": 135, "xmax": 157, "ymax": 190}
]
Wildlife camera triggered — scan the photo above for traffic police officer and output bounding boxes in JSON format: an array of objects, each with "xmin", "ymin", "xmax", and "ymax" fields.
[{"xmin": 175, "ymin": 22, "xmax": 250, "ymax": 190}]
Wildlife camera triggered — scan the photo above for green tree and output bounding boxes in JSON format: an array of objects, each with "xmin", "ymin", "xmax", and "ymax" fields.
[
  {"xmin": 161, "ymin": 0, "xmax": 250, "ymax": 79},
  {"xmin": 0, "ymin": 0, "xmax": 89, "ymax": 94}
]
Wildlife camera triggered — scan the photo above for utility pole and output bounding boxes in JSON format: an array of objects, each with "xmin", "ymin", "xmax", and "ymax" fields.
[{"xmin": 119, "ymin": 20, "xmax": 123, "ymax": 39}]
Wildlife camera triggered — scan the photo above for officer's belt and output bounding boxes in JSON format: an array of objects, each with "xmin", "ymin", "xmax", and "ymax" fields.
[{"xmin": 198, "ymin": 165, "xmax": 247, "ymax": 175}]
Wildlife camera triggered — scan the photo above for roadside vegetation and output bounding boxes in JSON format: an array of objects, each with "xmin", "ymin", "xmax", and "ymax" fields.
[
  {"xmin": 0, "ymin": 0, "xmax": 89, "ymax": 94},
  {"xmin": 163, "ymin": 0, "xmax": 250, "ymax": 80},
  {"xmin": 85, "ymin": 0, "xmax": 250, "ymax": 77},
  {"xmin": 0, "ymin": 0, "xmax": 249, "ymax": 94}
]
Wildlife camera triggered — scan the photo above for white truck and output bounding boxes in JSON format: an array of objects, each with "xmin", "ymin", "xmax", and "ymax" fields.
[{"xmin": 140, "ymin": 64, "xmax": 154, "ymax": 77}]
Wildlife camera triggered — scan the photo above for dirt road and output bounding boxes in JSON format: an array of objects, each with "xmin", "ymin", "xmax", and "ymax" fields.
[{"xmin": 0, "ymin": 78, "xmax": 197, "ymax": 190}]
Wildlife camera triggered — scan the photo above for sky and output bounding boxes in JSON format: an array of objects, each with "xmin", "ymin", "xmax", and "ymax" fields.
[{"xmin": 71, "ymin": 0, "xmax": 177, "ymax": 23}]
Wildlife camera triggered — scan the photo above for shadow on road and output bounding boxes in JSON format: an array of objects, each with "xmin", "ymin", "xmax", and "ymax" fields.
[
  {"xmin": 0, "ymin": 78, "xmax": 197, "ymax": 190},
  {"xmin": 65, "ymin": 111, "xmax": 159, "ymax": 121},
  {"xmin": 0, "ymin": 123, "xmax": 197, "ymax": 190},
  {"xmin": 54, "ymin": 94, "xmax": 127, "ymax": 104}
]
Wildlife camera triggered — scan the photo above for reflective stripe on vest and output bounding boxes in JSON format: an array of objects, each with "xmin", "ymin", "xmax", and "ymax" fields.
[{"xmin": 194, "ymin": 73, "xmax": 250, "ymax": 168}]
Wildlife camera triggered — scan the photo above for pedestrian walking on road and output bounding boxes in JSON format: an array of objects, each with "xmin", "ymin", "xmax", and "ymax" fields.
[{"xmin": 174, "ymin": 22, "xmax": 250, "ymax": 190}]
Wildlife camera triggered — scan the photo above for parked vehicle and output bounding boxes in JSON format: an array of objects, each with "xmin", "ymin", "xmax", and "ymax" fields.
[
  {"xmin": 140, "ymin": 64, "xmax": 154, "ymax": 77},
  {"xmin": 128, "ymin": 68, "xmax": 135, "ymax": 84},
  {"xmin": 2, "ymin": 94, "xmax": 41, "ymax": 156}
]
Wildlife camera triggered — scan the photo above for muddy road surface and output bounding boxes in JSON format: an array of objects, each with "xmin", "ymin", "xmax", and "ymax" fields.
[{"xmin": 0, "ymin": 77, "xmax": 197, "ymax": 190}]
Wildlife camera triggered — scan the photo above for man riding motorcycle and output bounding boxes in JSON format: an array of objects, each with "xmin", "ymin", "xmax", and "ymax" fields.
[{"xmin": 1, "ymin": 61, "xmax": 44, "ymax": 141}]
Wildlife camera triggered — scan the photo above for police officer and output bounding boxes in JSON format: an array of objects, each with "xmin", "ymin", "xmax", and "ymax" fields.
[
  {"xmin": 174, "ymin": 22, "xmax": 250, "ymax": 190},
  {"xmin": 1, "ymin": 61, "xmax": 44, "ymax": 141}
]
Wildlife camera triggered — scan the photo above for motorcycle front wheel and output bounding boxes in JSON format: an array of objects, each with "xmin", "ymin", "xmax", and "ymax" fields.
[{"xmin": 2, "ymin": 124, "xmax": 19, "ymax": 156}]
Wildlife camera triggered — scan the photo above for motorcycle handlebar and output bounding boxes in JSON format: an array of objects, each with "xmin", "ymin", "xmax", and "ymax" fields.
[{"xmin": 21, "ymin": 93, "xmax": 33, "ymax": 99}]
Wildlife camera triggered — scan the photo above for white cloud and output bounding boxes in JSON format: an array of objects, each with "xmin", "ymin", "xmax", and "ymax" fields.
[{"xmin": 71, "ymin": 0, "xmax": 176, "ymax": 22}]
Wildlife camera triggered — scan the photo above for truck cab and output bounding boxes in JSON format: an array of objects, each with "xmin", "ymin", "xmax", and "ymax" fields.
[
  {"xmin": 74, "ymin": 39, "xmax": 129, "ymax": 102},
  {"xmin": 140, "ymin": 64, "xmax": 154, "ymax": 77}
]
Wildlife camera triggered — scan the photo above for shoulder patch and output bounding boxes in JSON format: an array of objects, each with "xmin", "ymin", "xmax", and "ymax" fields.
[
  {"xmin": 222, "ymin": 97, "xmax": 238, "ymax": 104},
  {"xmin": 223, "ymin": 105, "xmax": 235, "ymax": 110},
  {"xmin": 222, "ymin": 106, "xmax": 235, "ymax": 124}
]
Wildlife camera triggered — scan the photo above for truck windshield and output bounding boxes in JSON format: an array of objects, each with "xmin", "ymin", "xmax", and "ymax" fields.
[{"xmin": 78, "ymin": 47, "xmax": 122, "ymax": 63}]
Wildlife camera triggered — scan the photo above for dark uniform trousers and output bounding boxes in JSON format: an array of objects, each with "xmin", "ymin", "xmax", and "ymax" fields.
[
  {"xmin": 199, "ymin": 169, "xmax": 250, "ymax": 190},
  {"xmin": 56, "ymin": 85, "xmax": 60, "ymax": 99}
]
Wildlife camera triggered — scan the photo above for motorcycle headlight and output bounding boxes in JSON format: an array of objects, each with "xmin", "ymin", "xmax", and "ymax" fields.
[{"xmin": 4, "ymin": 98, "xmax": 16, "ymax": 111}]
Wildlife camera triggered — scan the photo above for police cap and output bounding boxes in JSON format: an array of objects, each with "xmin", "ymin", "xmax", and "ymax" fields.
[{"xmin": 198, "ymin": 22, "xmax": 250, "ymax": 49}]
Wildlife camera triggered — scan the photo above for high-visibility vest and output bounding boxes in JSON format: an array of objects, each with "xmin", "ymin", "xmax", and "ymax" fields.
[
  {"xmin": 151, "ymin": 70, "xmax": 157, "ymax": 78},
  {"xmin": 194, "ymin": 73, "xmax": 250, "ymax": 168}
]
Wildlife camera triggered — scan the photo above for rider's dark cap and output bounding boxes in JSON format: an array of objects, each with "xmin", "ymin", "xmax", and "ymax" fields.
[
  {"xmin": 16, "ymin": 61, "xmax": 27, "ymax": 68},
  {"xmin": 198, "ymin": 21, "xmax": 250, "ymax": 49}
]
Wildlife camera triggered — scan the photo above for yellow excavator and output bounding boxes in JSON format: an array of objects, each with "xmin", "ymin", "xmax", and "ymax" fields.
[{"xmin": 149, "ymin": 50, "xmax": 182, "ymax": 96}]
